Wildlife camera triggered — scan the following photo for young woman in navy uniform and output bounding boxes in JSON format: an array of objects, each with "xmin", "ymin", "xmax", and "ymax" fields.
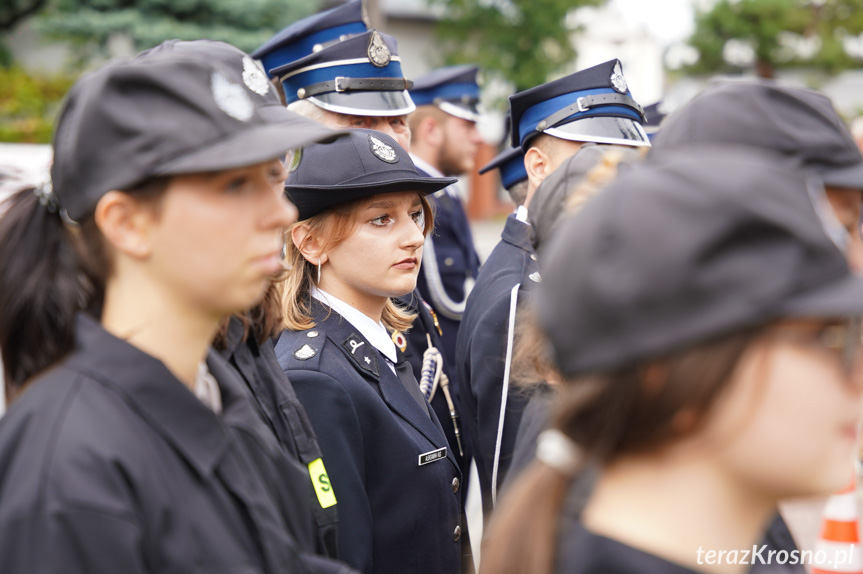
[
  {"xmin": 483, "ymin": 150, "xmax": 863, "ymax": 574},
  {"xmin": 0, "ymin": 40, "xmax": 354, "ymax": 573},
  {"xmin": 275, "ymin": 129, "xmax": 463, "ymax": 574}
]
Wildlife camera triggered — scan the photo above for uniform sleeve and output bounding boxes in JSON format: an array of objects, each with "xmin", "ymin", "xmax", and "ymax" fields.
[
  {"xmin": 289, "ymin": 368, "xmax": 375, "ymax": 574},
  {"xmin": 0, "ymin": 503, "xmax": 146, "ymax": 574}
]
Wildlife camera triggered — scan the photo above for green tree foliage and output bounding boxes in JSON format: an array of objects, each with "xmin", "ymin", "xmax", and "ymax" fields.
[
  {"xmin": 687, "ymin": 0, "xmax": 863, "ymax": 78},
  {"xmin": 429, "ymin": 0, "xmax": 606, "ymax": 93},
  {"xmin": 35, "ymin": 0, "xmax": 319, "ymax": 57},
  {"xmin": 0, "ymin": 66, "xmax": 75, "ymax": 142}
]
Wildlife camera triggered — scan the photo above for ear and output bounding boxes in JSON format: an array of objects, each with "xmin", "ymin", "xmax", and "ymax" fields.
[
  {"xmin": 93, "ymin": 191, "xmax": 156, "ymax": 259},
  {"xmin": 420, "ymin": 116, "xmax": 443, "ymax": 148},
  {"xmin": 524, "ymin": 145, "xmax": 552, "ymax": 190},
  {"xmin": 291, "ymin": 223, "xmax": 328, "ymax": 265}
]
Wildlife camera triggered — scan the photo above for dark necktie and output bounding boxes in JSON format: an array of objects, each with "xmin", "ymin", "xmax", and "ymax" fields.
[{"xmin": 392, "ymin": 359, "xmax": 430, "ymax": 418}]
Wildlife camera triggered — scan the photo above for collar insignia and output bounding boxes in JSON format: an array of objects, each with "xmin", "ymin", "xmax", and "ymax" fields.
[
  {"xmin": 529, "ymin": 271, "xmax": 542, "ymax": 283},
  {"xmin": 391, "ymin": 330, "xmax": 408, "ymax": 352},
  {"xmin": 368, "ymin": 31, "xmax": 391, "ymax": 68},
  {"xmin": 212, "ymin": 70, "xmax": 254, "ymax": 121},
  {"xmin": 343, "ymin": 333, "xmax": 379, "ymax": 377},
  {"xmin": 610, "ymin": 61, "xmax": 628, "ymax": 94},
  {"xmin": 369, "ymin": 134, "xmax": 398, "ymax": 163},
  {"xmin": 242, "ymin": 56, "xmax": 270, "ymax": 96}
]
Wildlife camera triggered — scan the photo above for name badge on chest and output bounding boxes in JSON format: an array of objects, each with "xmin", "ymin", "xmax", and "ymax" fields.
[{"xmin": 418, "ymin": 447, "xmax": 447, "ymax": 466}]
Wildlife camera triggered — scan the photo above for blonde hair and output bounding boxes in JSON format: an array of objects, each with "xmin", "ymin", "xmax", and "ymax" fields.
[{"xmin": 280, "ymin": 194, "xmax": 434, "ymax": 332}]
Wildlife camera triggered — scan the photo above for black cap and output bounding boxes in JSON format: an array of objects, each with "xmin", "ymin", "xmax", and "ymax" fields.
[
  {"xmin": 509, "ymin": 59, "xmax": 650, "ymax": 149},
  {"xmin": 271, "ymin": 30, "xmax": 414, "ymax": 116},
  {"xmin": 539, "ymin": 148, "xmax": 863, "ymax": 377},
  {"xmin": 285, "ymin": 129, "xmax": 456, "ymax": 220},
  {"xmin": 51, "ymin": 39, "xmax": 344, "ymax": 222},
  {"xmin": 652, "ymin": 79, "xmax": 863, "ymax": 189},
  {"xmin": 409, "ymin": 65, "xmax": 481, "ymax": 122}
]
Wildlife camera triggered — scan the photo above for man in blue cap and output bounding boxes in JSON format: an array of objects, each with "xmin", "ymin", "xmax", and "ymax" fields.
[
  {"xmin": 407, "ymin": 65, "xmax": 484, "ymax": 385},
  {"xmin": 457, "ymin": 59, "xmax": 650, "ymax": 530},
  {"xmin": 478, "ymin": 145, "xmax": 528, "ymax": 209}
]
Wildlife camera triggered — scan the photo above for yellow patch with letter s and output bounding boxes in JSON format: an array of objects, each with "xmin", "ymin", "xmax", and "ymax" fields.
[{"xmin": 308, "ymin": 458, "xmax": 337, "ymax": 509}]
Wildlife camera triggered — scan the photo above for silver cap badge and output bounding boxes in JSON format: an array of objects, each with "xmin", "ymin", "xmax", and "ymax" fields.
[
  {"xmin": 369, "ymin": 134, "xmax": 398, "ymax": 163},
  {"xmin": 211, "ymin": 71, "xmax": 254, "ymax": 121},
  {"xmin": 368, "ymin": 31, "xmax": 391, "ymax": 68},
  {"xmin": 242, "ymin": 56, "xmax": 270, "ymax": 96},
  {"xmin": 610, "ymin": 61, "xmax": 628, "ymax": 94}
]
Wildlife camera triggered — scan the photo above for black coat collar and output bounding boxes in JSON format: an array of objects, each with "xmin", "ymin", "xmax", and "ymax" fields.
[
  {"xmin": 501, "ymin": 212, "xmax": 535, "ymax": 255},
  {"xmin": 69, "ymin": 313, "xmax": 257, "ymax": 478}
]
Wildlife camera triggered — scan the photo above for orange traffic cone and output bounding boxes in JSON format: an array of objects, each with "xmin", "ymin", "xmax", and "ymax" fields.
[{"xmin": 812, "ymin": 478, "xmax": 863, "ymax": 574}]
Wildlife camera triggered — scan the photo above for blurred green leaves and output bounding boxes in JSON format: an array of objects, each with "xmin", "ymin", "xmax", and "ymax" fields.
[{"xmin": 0, "ymin": 66, "xmax": 74, "ymax": 142}]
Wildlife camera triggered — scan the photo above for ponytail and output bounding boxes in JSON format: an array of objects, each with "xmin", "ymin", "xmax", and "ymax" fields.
[{"xmin": 0, "ymin": 189, "xmax": 90, "ymax": 399}]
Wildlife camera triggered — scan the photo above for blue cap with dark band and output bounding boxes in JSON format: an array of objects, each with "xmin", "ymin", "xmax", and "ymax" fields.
[
  {"xmin": 252, "ymin": 0, "xmax": 367, "ymax": 77},
  {"xmin": 479, "ymin": 146, "xmax": 527, "ymax": 190},
  {"xmin": 509, "ymin": 59, "xmax": 650, "ymax": 149},
  {"xmin": 271, "ymin": 29, "xmax": 415, "ymax": 116},
  {"xmin": 410, "ymin": 65, "xmax": 481, "ymax": 122}
]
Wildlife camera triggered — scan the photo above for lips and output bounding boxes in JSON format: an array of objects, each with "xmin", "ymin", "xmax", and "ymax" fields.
[{"xmin": 393, "ymin": 257, "xmax": 418, "ymax": 270}]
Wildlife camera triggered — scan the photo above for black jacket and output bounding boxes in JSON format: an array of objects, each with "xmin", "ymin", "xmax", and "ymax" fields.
[
  {"xmin": 455, "ymin": 214, "xmax": 539, "ymax": 516},
  {"xmin": 219, "ymin": 316, "xmax": 340, "ymax": 559},
  {"xmin": 275, "ymin": 301, "xmax": 463, "ymax": 574},
  {"xmin": 0, "ymin": 314, "xmax": 354, "ymax": 574}
]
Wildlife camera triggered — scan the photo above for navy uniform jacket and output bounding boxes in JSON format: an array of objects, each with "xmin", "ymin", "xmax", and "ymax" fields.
[
  {"xmin": 0, "ymin": 314, "xmax": 354, "ymax": 574},
  {"xmin": 219, "ymin": 316, "xmax": 339, "ymax": 559},
  {"xmin": 275, "ymin": 301, "xmax": 463, "ymax": 574},
  {"xmin": 415, "ymin": 167, "xmax": 481, "ymax": 381},
  {"xmin": 394, "ymin": 289, "xmax": 468, "ymax": 472},
  {"xmin": 455, "ymin": 214, "xmax": 539, "ymax": 516}
]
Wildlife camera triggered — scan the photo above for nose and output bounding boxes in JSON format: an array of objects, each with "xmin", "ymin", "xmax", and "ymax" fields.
[
  {"xmin": 372, "ymin": 120, "xmax": 400, "ymax": 143},
  {"xmin": 468, "ymin": 124, "xmax": 483, "ymax": 145},
  {"xmin": 264, "ymin": 187, "xmax": 299, "ymax": 230},
  {"xmin": 400, "ymin": 216, "xmax": 425, "ymax": 252}
]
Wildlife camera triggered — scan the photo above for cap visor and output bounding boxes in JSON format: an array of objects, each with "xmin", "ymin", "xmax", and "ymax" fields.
[
  {"xmin": 309, "ymin": 90, "xmax": 415, "ymax": 116},
  {"xmin": 438, "ymin": 101, "xmax": 480, "ymax": 123},
  {"xmin": 777, "ymin": 272, "xmax": 863, "ymax": 319},
  {"xmin": 545, "ymin": 116, "xmax": 651, "ymax": 148},
  {"xmin": 819, "ymin": 162, "xmax": 863, "ymax": 190},
  {"xmin": 286, "ymin": 175, "xmax": 456, "ymax": 220},
  {"xmin": 155, "ymin": 105, "xmax": 345, "ymax": 175}
]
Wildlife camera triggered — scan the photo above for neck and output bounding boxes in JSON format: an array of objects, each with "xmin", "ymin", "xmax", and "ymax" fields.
[
  {"xmin": 101, "ymin": 269, "xmax": 218, "ymax": 390},
  {"xmin": 583, "ymin": 452, "xmax": 776, "ymax": 574},
  {"xmin": 316, "ymin": 282, "xmax": 387, "ymax": 324}
]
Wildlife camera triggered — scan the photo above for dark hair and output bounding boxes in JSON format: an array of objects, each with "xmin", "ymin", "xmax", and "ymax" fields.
[
  {"xmin": 0, "ymin": 179, "xmax": 168, "ymax": 402},
  {"xmin": 482, "ymin": 324, "xmax": 762, "ymax": 574}
]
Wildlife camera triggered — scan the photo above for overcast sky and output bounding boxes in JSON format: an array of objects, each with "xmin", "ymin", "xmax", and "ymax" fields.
[{"xmin": 609, "ymin": 0, "xmax": 697, "ymax": 45}]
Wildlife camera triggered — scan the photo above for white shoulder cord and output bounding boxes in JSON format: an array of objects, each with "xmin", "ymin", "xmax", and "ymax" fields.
[
  {"xmin": 421, "ymin": 233, "xmax": 475, "ymax": 321},
  {"xmin": 491, "ymin": 283, "xmax": 520, "ymax": 507}
]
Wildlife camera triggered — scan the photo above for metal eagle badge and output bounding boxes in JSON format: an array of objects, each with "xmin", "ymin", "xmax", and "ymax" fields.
[
  {"xmin": 369, "ymin": 134, "xmax": 398, "ymax": 163},
  {"xmin": 367, "ymin": 31, "xmax": 391, "ymax": 67},
  {"xmin": 242, "ymin": 56, "xmax": 270, "ymax": 96},
  {"xmin": 610, "ymin": 61, "xmax": 627, "ymax": 94}
]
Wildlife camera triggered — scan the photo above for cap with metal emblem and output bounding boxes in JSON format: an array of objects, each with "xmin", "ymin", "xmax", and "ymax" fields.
[
  {"xmin": 509, "ymin": 59, "xmax": 650, "ymax": 149},
  {"xmin": 50, "ymin": 39, "xmax": 345, "ymax": 222},
  {"xmin": 284, "ymin": 129, "xmax": 456, "ymax": 220},
  {"xmin": 409, "ymin": 65, "xmax": 482, "ymax": 122},
  {"xmin": 479, "ymin": 145, "xmax": 527, "ymax": 191},
  {"xmin": 539, "ymin": 147, "xmax": 863, "ymax": 377},
  {"xmin": 271, "ymin": 29, "xmax": 415, "ymax": 116},
  {"xmin": 251, "ymin": 0, "xmax": 368, "ymax": 77},
  {"xmin": 651, "ymin": 79, "xmax": 863, "ymax": 190}
]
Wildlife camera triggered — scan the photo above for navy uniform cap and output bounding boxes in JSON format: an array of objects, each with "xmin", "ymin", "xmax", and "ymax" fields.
[
  {"xmin": 410, "ymin": 65, "xmax": 481, "ymax": 122},
  {"xmin": 651, "ymin": 79, "xmax": 863, "ymax": 190},
  {"xmin": 272, "ymin": 30, "xmax": 415, "ymax": 117},
  {"xmin": 478, "ymin": 146, "xmax": 526, "ymax": 190},
  {"xmin": 285, "ymin": 129, "xmax": 456, "ymax": 220},
  {"xmin": 539, "ymin": 148, "xmax": 863, "ymax": 377},
  {"xmin": 51, "ymin": 39, "xmax": 344, "ymax": 222},
  {"xmin": 509, "ymin": 59, "xmax": 650, "ymax": 149},
  {"xmin": 252, "ymin": 0, "xmax": 368, "ymax": 77}
]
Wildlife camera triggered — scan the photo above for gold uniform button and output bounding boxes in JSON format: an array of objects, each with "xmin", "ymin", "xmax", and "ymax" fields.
[
  {"xmin": 453, "ymin": 525, "xmax": 461, "ymax": 542},
  {"xmin": 444, "ymin": 257, "xmax": 454, "ymax": 266},
  {"xmin": 452, "ymin": 477, "xmax": 460, "ymax": 493}
]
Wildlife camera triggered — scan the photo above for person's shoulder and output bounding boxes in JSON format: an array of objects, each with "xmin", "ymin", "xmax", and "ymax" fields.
[{"xmin": 274, "ymin": 327, "xmax": 330, "ymax": 373}]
